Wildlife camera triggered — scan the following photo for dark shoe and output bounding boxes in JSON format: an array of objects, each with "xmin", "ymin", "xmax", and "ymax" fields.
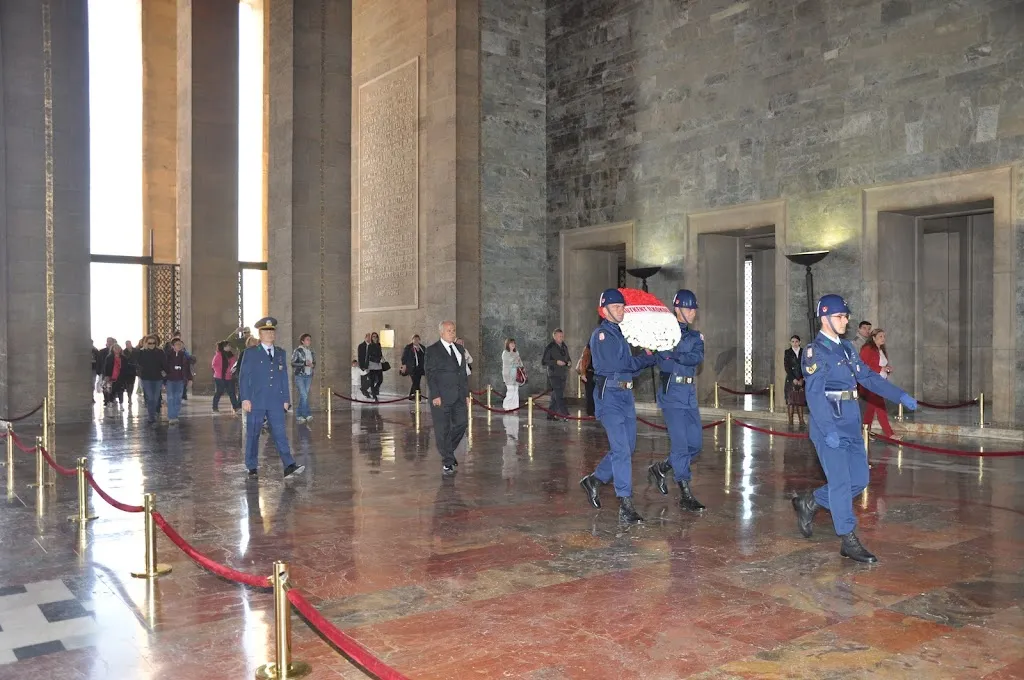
[
  {"xmin": 452, "ymin": 459, "xmax": 458, "ymax": 467},
  {"xmin": 677, "ymin": 479, "xmax": 706, "ymax": 512},
  {"xmin": 647, "ymin": 461, "xmax": 670, "ymax": 495},
  {"xmin": 792, "ymin": 492, "xmax": 819, "ymax": 538},
  {"xmin": 579, "ymin": 474, "xmax": 602, "ymax": 509},
  {"xmin": 442, "ymin": 464, "xmax": 456, "ymax": 477},
  {"xmin": 247, "ymin": 469, "xmax": 258, "ymax": 477},
  {"xmin": 618, "ymin": 496, "xmax": 644, "ymax": 524},
  {"xmin": 283, "ymin": 463, "xmax": 305, "ymax": 479},
  {"xmin": 840, "ymin": 532, "xmax": 878, "ymax": 563}
]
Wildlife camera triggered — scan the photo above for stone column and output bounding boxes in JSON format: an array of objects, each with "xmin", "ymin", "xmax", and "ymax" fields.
[
  {"xmin": 142, "ymin": 0, "xmax": 177, "ymax": 264},
  {"xmin": 177, "ymin": 0, "xmax": 239, "ymax": 393},
  {"xmin": 1, "ymin": 0, "xmax": 91, "ymax": 423},
  {"xmin": 266, "ymin": 0, "xmax": 351, "ymax": 406}
]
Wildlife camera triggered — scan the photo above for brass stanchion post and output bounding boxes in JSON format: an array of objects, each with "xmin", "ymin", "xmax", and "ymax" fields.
[
  {"xmin": 415, "ymin": 390, "xmax": 421, "ymax": 430},
  {"xmin": 131, "ymin": 493, "xmax": 172, "ymax": 579},
  {"xmin": 68, "ymin": 457, "xmax": 97, "ymax": 523},
  {"xmin": 897, "ymin": 402, "xmax": 904, "ymax": 422},
  {"xmin": 528, "ymin": 396, "xmax": 534, "ymax": 428},
  {"xmin": 42, "ymin": 396, "xmax": 49, "ymax": 458},
  {"xmin": 256, "ymin": 561, "xmax": 311, "ymax": 680},
  {"xmin": 862, "ymin": 424, "xmax": 870, "ymax": 456},
  {"xmin": 768, "ymin": 384, "xmax": 775, "ymax": 413},
  {"xmin": 5, "ymin": 424, "xmax": 14, "ymax": 496},
  {"xmin": 724, "ymin": 412, "xmax": 733, "ymax": 453},
  {"xmin": 979, "ymin": 392, "xmax": 984, "ymax": 429},
  {"xmin": 577, "ymin": 374, "xmax": 582, "ymax": 399},
  {"xmin": 467, "ymin": 396, "xmax": 473, "ymax": 437},
  {"xmin": 28, "ymin": 436, "xmax": 53, "ymax": 488},
  {"xmin": 325, "ymin": 387, "xmax": 332, "ymax": 436},
  {"xmin": 486, "ymin": 384, "xmax": 492, "ymax": 409},
  {"xmin": 714, "ymin": 382, "xmax": 720, "ymax": 409}
]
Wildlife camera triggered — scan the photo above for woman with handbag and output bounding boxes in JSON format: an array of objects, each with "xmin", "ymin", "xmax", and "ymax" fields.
[
  {"xmin": 784, "ymin": 335, "xmax": 806, "ymax": 428},
  {"xmin": 501, "ymin": 338, "xmax": 525, "ymax": 410},
  {"xmin": 860, "ymin": 328, "xmax": 901, "ymax": 440},
  {"xmin": 576, "ymin": 345, "xmax": 596, "ymax": 417},
  {"xmin": 366, "ymin": 332, "xmax": 385, "ymax": 402}
]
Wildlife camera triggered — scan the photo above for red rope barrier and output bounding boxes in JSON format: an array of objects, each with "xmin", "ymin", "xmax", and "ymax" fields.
[
  {"xmin": 870, "ymin": 433, "xmax": 1024, "ymax": 457},
  {"xmin": 470, "ymin": 397, "xmax": 523, "ymax": 414},
  {"xmin": 917, "ymin": 399, "xmax": 978, "ymax": 410},
  {"xmin": 0, "ymin": 402, "xmax": 44, "ymax": 422},
  {"xmin": 718, "ymin": 385, "xmax": 770, "ymax": 396},
  {"xmin": 636, "ymin": 416, "xmax": 667, "ymax": 430},
  {"xmin": 9, "ymin": 433, "xmax": 38, "ymax": 453},
  {"xmin": 287, "ymin": 588, "xmax": 411, "ymax": 680},
  {"xmin": 85, "ymin": 471, "xmax": 144, "ymax": 513},
  {"xmin": 702, "ymin": 419, "xmax": 726, "ymax": 429},
  {"xmin": 532, "ymin": 402, "xmax": 596, "ymax": 421},
  {"xmin": 733, "ymin": 419, "xmax": 810, "ymax": 439},
  {"xmin": 333, "ymin": 392, "xmax": 411, "ymax": 405},
  {"xmin": 152, "ymin": 512, "xmax": 271, "ymax": 588},
  {"xmin": 38, "ymin": 446, "xmax": 77, "ymax": 476}
]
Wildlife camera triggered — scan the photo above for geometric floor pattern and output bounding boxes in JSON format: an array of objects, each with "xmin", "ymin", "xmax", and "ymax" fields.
[{"xmin": 0, "ymin": 397, "xmax": 1021, "ymax": 678}]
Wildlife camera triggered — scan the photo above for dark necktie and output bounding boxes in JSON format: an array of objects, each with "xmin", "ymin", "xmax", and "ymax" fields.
[
  {"xmin": 267, "ymin": 348, "xmax": 273, "ymax": 359},
  {"xmin": 449, "ymin": 345, "xmax": 456, "ymax": 363}
]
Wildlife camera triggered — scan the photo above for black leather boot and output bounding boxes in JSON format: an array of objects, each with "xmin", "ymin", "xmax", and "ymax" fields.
[
  {"xmin": 647, "ymin": 461, "xmax": 670, "ymax": 495},
  {"xmin": 792, "ymin": 492, "xmax": 819, "ymax": 538},
  {"xmin": 840, "ymin": 532, "xmax": 878, "ymax": 563},
  {"xmin": 677, "ymin": 480, "xmax": 706, "ymax": 512},
  {"xmin": 618, "ymin": 496, "xmax": 644, "ymax": 524},
  {"xmin": 579, "ymin": 474, "xmax": 602, "ymax": 509}
]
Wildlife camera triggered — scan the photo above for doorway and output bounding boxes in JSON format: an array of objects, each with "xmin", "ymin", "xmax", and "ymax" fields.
[{"xmin": 877, "ymin": 200, "xmax": 994, "ymax": 403}]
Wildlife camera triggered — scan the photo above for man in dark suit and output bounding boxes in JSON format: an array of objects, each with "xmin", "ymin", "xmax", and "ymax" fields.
[
  {"xmin": 400, "ymin": 334, "xmax": 426, "ymax": 398},
  {"xmin": 356, "ymin": 332, "xmax": 372, "ymax": 398},
  {"xmin": 424, "ymin": 320, "xmax": 469, "ymax": 476}
]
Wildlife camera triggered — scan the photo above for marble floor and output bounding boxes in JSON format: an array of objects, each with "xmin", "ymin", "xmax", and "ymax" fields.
[{"xmin": 0, "ymin": 397, "xmax": 1022, "ymax": 679}]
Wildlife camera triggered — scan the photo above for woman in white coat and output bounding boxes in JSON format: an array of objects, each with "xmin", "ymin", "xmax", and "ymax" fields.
[{"xmin": 501, "ymin": 338, "xmax": 524, "ymax": 410}]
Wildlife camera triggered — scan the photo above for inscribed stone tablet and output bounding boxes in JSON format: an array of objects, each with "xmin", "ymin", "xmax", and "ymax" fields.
[{"xmin": 357, "ymin": 58, "xmax": 419, "ymax": 311}]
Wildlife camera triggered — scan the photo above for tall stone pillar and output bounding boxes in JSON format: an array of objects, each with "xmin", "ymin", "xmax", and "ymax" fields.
[
  {"xmin": 266, "ymin": 0, "xmax": 352, "ymax": 406},
  {"xmin": 0, "ymin": 0, "xmax": 91, "ymax": 423},
  {"xmin": 142, "ymin": 0, "xmax": 177, "ymax": 264},
  {"xmin": 177, "ymin": 0, "xmax": 239, "ymax": 393}
]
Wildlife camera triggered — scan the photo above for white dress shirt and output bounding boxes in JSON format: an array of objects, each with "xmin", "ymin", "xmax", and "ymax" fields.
[{"xmin": 441, "ymin": 339, "xmax": 461, "ymax": 366}]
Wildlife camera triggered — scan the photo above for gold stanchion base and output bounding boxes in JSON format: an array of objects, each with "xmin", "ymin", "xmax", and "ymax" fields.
[
  {"xmin": 131, "ymin": 564, "xmax": 172, "ymax": 579},
  {"xmin": 68, "ymin": 513, "xmax": 97, "ymax": 523},
  {"xmin": 255, "ymin": 661, "xmax": 312, "ymax": 680},
  {"xmin": 28, "ymin": 481, "xmax": 55, "ymax": 488}
]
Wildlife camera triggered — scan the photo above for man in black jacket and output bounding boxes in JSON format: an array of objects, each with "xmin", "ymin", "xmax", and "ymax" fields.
[
  {"xmin": 400, "ymin": 334, "xmax": 425, "ymax": 398},
  {"xmin": 542, "ymin": 328, "xmax": 572, "ymax": 420},
  {"xmin": 356, "ymin": 333, "xmax": 372, "ymax": 398},
  {"xmin": 424, "ymin": 321, "xmax": 469, "ymax": 476}
]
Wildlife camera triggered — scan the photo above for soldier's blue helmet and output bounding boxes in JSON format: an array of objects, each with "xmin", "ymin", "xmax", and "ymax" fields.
[
  {"xmin": 673, "ymin": 289, "xmax": 698, "ymax": 309},
  {"xmin": 599, "ymin": 288, "xmax": 625, "ymax": 307},
  {"xmin": 816, "ymin": 294, "xmax": 850, "ymax": 317}
]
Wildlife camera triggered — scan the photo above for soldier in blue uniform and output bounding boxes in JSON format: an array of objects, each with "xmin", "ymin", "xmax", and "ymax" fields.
[
  {"xmin": 579, "ymin": 289, "xmax": 660, "ymax": 524},
  {"xmin": 792, "ymin": 294, "xmax": 917, "ymax": 563},
  {"xmin": 647, "ymin": 289, "xmax": 706, "ymax": 512},
  {"xmin": 240, "ymin": 317, "xmax": 305, "ymax": 480}
]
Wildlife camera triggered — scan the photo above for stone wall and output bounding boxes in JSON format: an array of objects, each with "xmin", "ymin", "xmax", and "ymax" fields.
[
  {"xmin": 480, "ymin": 0, "xmax": 548, "ymax": 391},
  {"xmin": 547, "ymin": 0, "xmax": 1024, "ymax": 417}
]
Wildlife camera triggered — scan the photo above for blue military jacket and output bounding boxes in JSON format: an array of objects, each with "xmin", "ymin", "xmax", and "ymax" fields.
[
  {"xmin": 802, "ymin": 332, "xmax": 906, "ymax": 439},
  {"xmin": 588, "ymin": 319, "xmax": 658, "ymax": 383},
  {"xmin": 239, "ymin": 345, "xmax": 291, "ymax": 408},
  {"xmin": 656, "ymin": 323, "xmax": 703, "ymax": 408}
]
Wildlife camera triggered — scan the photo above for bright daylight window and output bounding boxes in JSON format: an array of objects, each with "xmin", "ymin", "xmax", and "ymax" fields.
[
  {"xmin": 88, "ymin": 0, "xmax": 144, "ymax": 346},
  {"xmin": 743, "ymin": 257, "xmax": 753, "ymax": 385},
  {"xmin": 239, "ymin": 0, "xmax": 267, "ymax": 330}
]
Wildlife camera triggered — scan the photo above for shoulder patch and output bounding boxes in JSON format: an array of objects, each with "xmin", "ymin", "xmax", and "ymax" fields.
[
  {"xmin": 805, "ymin": 363, "xmax": 817, "ymax": 375},
  {"xmin": 699, "ymin": 333, "xmax": 704, "ymax": 341},
  {"xmin": 598, "ymin": 332, "xmax": 605, "ymax": 341},
  {"xmin": 805, "ymin": 346, "xmax": 813, "ymax": 358}
]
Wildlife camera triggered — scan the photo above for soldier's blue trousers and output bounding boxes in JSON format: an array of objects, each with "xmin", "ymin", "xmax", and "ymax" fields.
[
  {"xmin": 245, "ymin": 407, "xmax": 295, "ymax": 471},
  {"xmin": 593, "ymin": 388, "xmax": 637, "ymax": 498},
  {"xmin": 810, "ymin": 431, "xmax": 868, "ymax": 536},
  {"xmin": 660, "ymin": 406, "xmax": 703, "ymax": 481}
]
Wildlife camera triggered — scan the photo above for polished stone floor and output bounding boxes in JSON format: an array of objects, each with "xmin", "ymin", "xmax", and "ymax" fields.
[{"xmin": 0, "ymin": 397, "xmax": 1022, "ymax": 679}]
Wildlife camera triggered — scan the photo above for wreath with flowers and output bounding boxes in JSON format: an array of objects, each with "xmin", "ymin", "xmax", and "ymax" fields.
[{"xmin": 599, "ymin": 288, "xmax": 680, "ymax": 351}]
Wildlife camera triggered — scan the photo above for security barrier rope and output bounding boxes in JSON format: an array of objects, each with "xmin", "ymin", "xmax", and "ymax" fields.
[
  {"xmin": 86, "ymin": 471, "xmax": 144, "ymax": 513},
  {"xmin": 152, "ymin": 512, "xmax": 270, "ymax": 588},
  {"xmin": 733, "ymin": 419, "xmax": 810, "ymax": 439},
  {"xmin": 333, "ymin": 392, "xmax": 412, "ymax": 405},
  {"xmin": 870, "ymin": 432, "xmax": 1024, "ymax": 457},
  {"xmin": 917, "ymin": 398, "xmax": 978, "ymax": 410},
  {"xmin": 0, "ymin": 402, "xmax": 44, "ymax": 422},
  {"xmin": 718, "ymin": 385, "xmax": 770, "ymax": 396}
]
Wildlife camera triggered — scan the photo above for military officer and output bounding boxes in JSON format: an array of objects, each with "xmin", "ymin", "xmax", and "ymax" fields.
[
  {"xmin": 792, "ymin": 294, "xmax": 916, "ymax": 563},
  {"xmin": 647, "ymin": 289, "xmax": 706, "ymax": 512},
  {"xmin": 240, "ymin": 317, "xmax": 305, "ymax": 479},
  {"xmin": 579, "ymin": 289, "xmax": 660, "ymax": 524}
]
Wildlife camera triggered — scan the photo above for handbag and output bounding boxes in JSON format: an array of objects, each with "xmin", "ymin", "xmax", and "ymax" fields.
[
  {"xmin": 791, "ymin": 385, "xmax": 807, "ymax": 406},
  {"xmin": 381, "ymin": 361, "xmax": 391, "ymax": 372},
  {"xmin": 515, "ymin": 366, "xmax": 528, "ymax": 385}
]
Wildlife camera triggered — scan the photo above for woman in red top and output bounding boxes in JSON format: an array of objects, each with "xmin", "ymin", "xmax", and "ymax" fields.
[{"xmin": 859, "ymin": 328, "xmax": 901, "ymax": 440}]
